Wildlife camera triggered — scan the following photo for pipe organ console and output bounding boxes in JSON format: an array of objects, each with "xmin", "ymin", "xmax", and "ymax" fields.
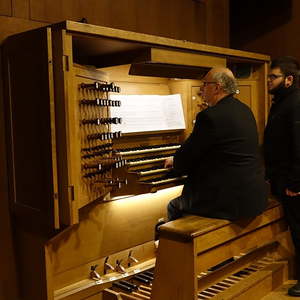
[
  {"xmin": 77, "ymin": 65, "xmax": 187, "ymax": 201},
  {"xmin": 2, "ymin": 21, "xmax": 291, "ymax": 300}
]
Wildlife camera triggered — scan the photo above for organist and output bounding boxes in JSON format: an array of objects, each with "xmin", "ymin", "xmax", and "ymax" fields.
[{"xmin": 164, "ymin": 67, "xmax": 267, "ymax": 221}]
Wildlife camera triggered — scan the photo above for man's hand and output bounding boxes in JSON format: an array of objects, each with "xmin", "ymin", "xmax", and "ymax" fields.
[
  {"xmin": 164, "ymin": 157, "xmax": 174, "ymax": 168},
  {"xmin": 285, "ymin": 188, "xmax": 300, "ymax": 197}
]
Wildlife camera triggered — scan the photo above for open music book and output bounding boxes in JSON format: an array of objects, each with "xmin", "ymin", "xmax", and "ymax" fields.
[{"xmin": 110, "ymin": 94, "xmax": 186, "ymax": 133}]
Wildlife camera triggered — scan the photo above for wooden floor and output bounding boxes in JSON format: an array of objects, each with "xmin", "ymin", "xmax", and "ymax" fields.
[{"xmin": 262, "ymin": 280, "xmax": 298, "ymax": 299}]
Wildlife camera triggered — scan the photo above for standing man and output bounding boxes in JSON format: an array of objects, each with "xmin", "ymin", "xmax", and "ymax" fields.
[
  {"xmin": 164, "ymin": 67, "xmax": 267, "ymax": 221},
  {"xmin": 264, "ymin": 56, "xmax": 300, "ymax": 297}
]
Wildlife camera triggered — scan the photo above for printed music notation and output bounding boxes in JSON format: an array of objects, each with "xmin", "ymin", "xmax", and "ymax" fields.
[{"xmin": 110, "ymin": 94, "xmax": 186, "ymax": 133}]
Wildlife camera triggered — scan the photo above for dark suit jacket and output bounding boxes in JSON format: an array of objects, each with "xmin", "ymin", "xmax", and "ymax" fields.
[
  {"xmin": 264, "ymin": 86, "xmax": 300, "ymax": 195},
  {"xmin": 174, "ymin": 95, "xmax": 267, "ymax": 220}
]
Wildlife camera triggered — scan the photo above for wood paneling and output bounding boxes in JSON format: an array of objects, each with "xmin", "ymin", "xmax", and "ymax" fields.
[
  {"xmin": 0, "ymin": 16, "xmax": 46, "ymax": 44},
  {"xmin": 16, "ymin": 230, "xmax": 49, "ymax": 300},
  {"xmin": 0, "ymin": 0, "xmax": 229, "ymax": 48},
  {"xmin": 3, "ymin": 27, "xmax": 59, "ymax": 229},
  {"xmin": 51, "ymin": 29, "xmax": 79, "ymax": 226},
  {"xmin": 206, "ymin": 0, "xmax": 229, "ymax": 47},
  {"xmin": 29, "ymin": 0, "xmax": 226, "ymax": 46},
  {"xmin": 107, "ymin": 0, "xmax": 138, "ymax": 32},
  {"xmin": 236, "ymin": 79, "xmax": 266, "ymax": 143},
  {"xmin": 0, "ymin": 0, "xmax": 11, "ymax": 17},
  {"xmin": 49, "ymin": 186, "xmax": 182, "ymax": 276},
  {"xmin": 12, "ymin": 0, "xmax": 30, "ymax": 19}
]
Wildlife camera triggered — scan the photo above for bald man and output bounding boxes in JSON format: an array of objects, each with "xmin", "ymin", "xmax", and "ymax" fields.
[{"xmin": 165, "ymin": 67, "xmax": 267, "ymax": 221}]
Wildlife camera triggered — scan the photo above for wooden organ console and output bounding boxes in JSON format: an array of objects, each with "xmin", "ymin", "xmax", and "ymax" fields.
[{"xmin": 1, "ymin": 21, "xmax": 292, "ymax": 300}]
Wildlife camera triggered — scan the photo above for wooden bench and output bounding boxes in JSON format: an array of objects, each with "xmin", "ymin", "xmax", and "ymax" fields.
[{"xmin": 151, "ymin": 198, "xmax": 293, "ymax": 300}]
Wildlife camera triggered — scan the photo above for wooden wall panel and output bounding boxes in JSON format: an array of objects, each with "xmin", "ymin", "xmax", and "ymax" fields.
[
  {"xmin": 29, "ymin": 0, "xmax": 226, "ymax": 46},
  {"xmin": 107, "ymin": 0, "xmax": 138, "ymax": 32},
  {"xmin": 0, "ymin": 16, "xmax": 46, "ymax": 44},
  {"xmin": 49, "ymin": 187, "xmax": 182, "ymax": 276},
  {"xmin": 134, "ymin": 0, "xmax": 206, "ymax": 42},
  {"xmin": 0, "ymin": 0, "xmax": 11, "ymax": 17},
  {"xmin": 0, "ymin": 0, "xmax": 229, "ymax": 47},
  {"xmin": 30, "ymin": 0, "xmax": 82, "ymax": 23},
  {"xmin": 206, "ymin": 0, "xmax": 229, "ymax": 47},
  {"xmin": 12, "ymin": 0, "xmax": 30, "ymax": 19}
]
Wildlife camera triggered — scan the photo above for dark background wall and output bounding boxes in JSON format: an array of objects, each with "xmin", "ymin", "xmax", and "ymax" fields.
[{"xmin": 230, "ymin": 0, "xmax": 299, "ymax": 62}]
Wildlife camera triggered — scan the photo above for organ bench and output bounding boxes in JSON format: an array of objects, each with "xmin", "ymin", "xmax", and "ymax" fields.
[
  {"xmin": 152, "ymin": 198, "xmax": 292, "ymax": 300},
  {"xmin": 103, "ymin": 198, "xmax": 293, "ymax": 300}
]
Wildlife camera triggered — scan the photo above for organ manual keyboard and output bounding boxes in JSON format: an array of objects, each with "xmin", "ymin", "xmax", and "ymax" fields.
[
  {"xmin": 107, "ymin": 92, "xmax": 187, "ymax": 196},
  {"xmin": 1, "ymin": 20, "xmax": 273, "ymax": 300},
  {"xmin": 112, "ymin": 143, "xmax": 187, "ymax": 196}
]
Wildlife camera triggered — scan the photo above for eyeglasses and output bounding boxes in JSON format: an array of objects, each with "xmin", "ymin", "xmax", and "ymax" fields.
[
  {"xmin": 201, "ymin": 81, "xmax": 218, "ymax": 87},
  {"xmin": 267, "ymin": 74, "xmax": 284, "ymax": 81}
]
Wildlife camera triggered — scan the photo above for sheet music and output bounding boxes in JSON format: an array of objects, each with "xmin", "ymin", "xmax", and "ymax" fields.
[{"xmin": 110, "ymin": 94, "xmax": 185, "ymax": 133}]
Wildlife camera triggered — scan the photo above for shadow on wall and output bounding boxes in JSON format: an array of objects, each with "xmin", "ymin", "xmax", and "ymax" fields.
[{"xmin": 230, "ymin": 0, "xmax": 292, "ymax": 48}]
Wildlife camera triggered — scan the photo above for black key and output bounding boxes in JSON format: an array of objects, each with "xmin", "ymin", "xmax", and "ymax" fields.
[
  {"xmin": 139, "ymin": 273, "xmax": 153, "ymax": 281},
  {"xmin": 119, "ymin": 280, "xmax": 138, "ymax": 290},
  {"xmin": 133, "ymin": 275, "xmax": 149, "ymax": 284},
  {"xmin": 112, "ymin": 282, "xmax": 132, "ymax": 292},
  {"xmin": 143, "ymin": 271, "xmax": 154, "ymax": 277}
]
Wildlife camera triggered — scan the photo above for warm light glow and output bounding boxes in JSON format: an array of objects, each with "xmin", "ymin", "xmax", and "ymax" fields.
[{"xmin": 110, "ymin": 185, "xmax": 183, "ymax": 208}]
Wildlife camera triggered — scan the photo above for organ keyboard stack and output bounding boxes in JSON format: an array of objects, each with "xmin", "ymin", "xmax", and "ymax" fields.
[
  {"xmin": 112, "ymin": 143, "xmax": 186, "ymax": 196},
  {"xmin": 75, "ymin": 63, "xmax": 188, "ymax": 207}
]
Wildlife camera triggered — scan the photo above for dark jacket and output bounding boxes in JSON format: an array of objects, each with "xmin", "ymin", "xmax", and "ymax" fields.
[
  {"xmin": 264, "ymin": 86, "xmax": 300, "ymax": 195},
  {"xmin": 174, "ymin": 95, "xmax": 267, "ymax": 220}
]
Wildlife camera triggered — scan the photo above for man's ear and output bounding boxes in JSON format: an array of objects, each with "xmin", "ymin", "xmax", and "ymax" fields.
[{"xmin": 285, "ymin": 75, "xmax": 294, "ymax": 87}]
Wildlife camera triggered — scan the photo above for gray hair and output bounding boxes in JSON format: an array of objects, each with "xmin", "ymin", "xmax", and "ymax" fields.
[{"xmin": 211, "ymin": 72, "xmax": 238, "ymax": 94}]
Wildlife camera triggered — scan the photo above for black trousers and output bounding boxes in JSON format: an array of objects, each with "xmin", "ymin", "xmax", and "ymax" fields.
[
  {"xmin": 167, "ymin": 196, "xmax": 185, "ymax": 221},
  {"xmin": 279, "ymin": 194, "xmax": 300, "ymax": 280}
]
